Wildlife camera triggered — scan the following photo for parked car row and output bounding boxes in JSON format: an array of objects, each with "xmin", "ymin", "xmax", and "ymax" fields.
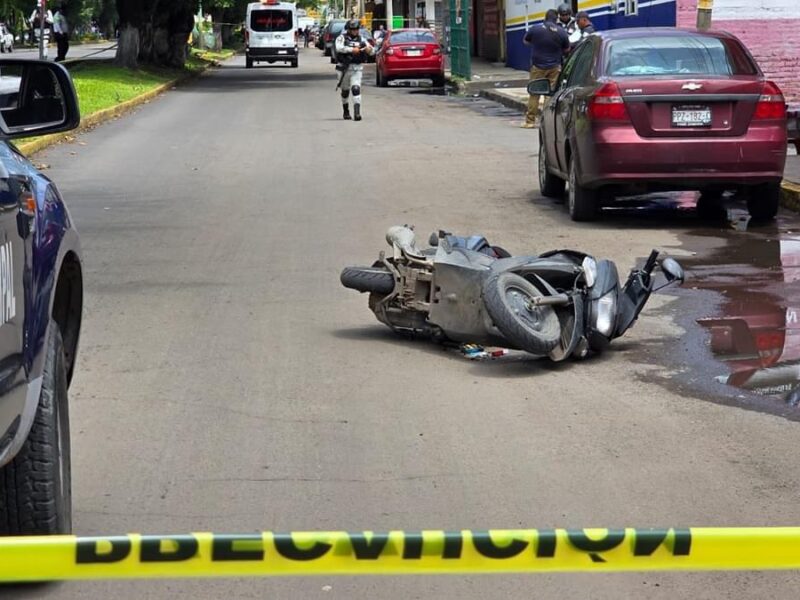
[
  {"xmin": 531, "ymin": 28, "xmax": 788, "ymax": 222},
  {"xmin": 318, "ymin": 22, "xmax": 445, "ymax": 87}
]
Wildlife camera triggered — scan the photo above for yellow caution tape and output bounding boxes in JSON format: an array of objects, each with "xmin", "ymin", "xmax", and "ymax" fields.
[{"xmin": 2, "ymin": 528, "xmax": 800, "ymax": 581}]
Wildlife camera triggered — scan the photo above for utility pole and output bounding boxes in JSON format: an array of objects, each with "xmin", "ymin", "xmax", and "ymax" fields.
[
  {"xmin": 38, "ymin": 0, "xmax": 46, "ymax": 60},
  {"xmin": 696, "ymin": 0, "xmax": 712, "ymax": 30},
  {"xmin": 385, "ymin": 0, "xmax": 393, "ymax": 29}
]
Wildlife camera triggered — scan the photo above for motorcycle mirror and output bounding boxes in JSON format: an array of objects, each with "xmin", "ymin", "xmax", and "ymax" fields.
[
  {"xmin": 660, "ymin": 258, "xmax": 684, "ymax": 283},
  {"xmin": 429, "ymin": 232, "xmax": 439, "ymax": 247}
]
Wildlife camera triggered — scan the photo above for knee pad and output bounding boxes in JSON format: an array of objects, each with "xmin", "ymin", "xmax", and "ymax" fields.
[
  {"xmin": 351, "ymin": 85, "xmax": 361, "ymax": 96},
  {"xmin": 341, "ymin": 89, "xmax": 350, "ymax": 99}
]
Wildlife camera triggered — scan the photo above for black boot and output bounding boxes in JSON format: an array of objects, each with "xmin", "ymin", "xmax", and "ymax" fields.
[
  {"xmin": 342, "ymin": 104, "xmax": 351, "ymax": 120},
  {"xmin": 354, "ymin": 104, "xmax": 361, "ymax": 121}
]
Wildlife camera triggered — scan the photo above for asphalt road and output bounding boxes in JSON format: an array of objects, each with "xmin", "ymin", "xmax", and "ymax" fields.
[{"xmin": 18, "ymin": 48, "xmax": 800, "ymax": 598}]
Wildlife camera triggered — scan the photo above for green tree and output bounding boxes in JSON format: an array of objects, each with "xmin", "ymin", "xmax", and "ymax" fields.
[{"xmin": 115, "ymin": 0, "xmax": 194, "ymax": 68}]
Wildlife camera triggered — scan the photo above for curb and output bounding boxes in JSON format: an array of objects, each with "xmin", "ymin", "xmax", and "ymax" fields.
[
  {"xmin": 479, "ymin": 88, "xmax": 527, "ymax": 112},
  {"xmin": 781, "ymin": 180, "xmax": 800, "ymax": 210},
  {"xmin": 16, "ymin": 57, "xmax": 228, "ymax": 156}
]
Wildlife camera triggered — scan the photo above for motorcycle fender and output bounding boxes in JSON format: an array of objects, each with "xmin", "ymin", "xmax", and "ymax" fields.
[{"xmin": 548, "ymin": 293, "xmax": 584, "ymax": 362}]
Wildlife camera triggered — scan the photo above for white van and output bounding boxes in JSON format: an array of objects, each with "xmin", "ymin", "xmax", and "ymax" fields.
[{"xmin": 245, "ymin": 1, "xmax": 298, "ymax": 68}]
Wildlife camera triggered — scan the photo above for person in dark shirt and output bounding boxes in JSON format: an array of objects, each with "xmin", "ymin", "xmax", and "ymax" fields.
[
  {"xmin": 521, "ymin": 9, "xmax": 569, "ymax": 128},
  {"xmin": 572, "ymin": 10, "xmax": 595, "ymax": 46}
]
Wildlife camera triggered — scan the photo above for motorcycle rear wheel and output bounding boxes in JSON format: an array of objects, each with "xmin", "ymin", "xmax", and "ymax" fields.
[
  {"xmin": 340, "ymin": 266, "xmax": 395, "ymax": 295},
  {"xmin": 483, "ymin": 272, "xmax": 561, "ymax": 355}
]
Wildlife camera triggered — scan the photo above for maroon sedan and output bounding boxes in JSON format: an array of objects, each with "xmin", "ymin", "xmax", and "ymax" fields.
[
  {"xmin": 531, "ymin": 28, "xmax": 788, "ymax": 221},
  {"xmin": 376, "ymin": 29, "xmax": 445, "ymax": 87}
]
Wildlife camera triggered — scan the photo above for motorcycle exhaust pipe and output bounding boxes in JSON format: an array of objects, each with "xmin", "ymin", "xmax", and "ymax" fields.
[{"xmin": 530, "ymin": 293, "xmax": 571, "ymax": 306}]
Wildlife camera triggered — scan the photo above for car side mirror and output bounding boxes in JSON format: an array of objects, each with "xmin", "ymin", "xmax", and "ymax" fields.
[
  {"xmin": 0, "ymin": 60, "xmax": 80, "ymax": 139},
  {"xmin": 527, "ymin": 78, "xmax": 554, "ymax": 96}
]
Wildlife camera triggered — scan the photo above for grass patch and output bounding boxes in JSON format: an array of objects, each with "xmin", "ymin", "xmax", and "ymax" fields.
[{"xmin": 65, "ymin": 49, "xmax": 235, "ymax": 116}]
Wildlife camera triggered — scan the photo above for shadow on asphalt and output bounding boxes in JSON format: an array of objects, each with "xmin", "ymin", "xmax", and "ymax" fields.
[{"xmin": 331, "ymin": 325, "xmax": 617, "ymax": 379}]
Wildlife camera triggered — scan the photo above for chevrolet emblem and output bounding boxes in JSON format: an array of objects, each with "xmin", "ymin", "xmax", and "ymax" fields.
[{"xmin": 682, "ymin": 82, "xmax": 703, "ymax": 91}]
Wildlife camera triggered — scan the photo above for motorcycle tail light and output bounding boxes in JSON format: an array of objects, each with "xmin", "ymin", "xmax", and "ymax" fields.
[{"xmin": 595, "ymin": 292, "xmax": 617, "ymax": 337}]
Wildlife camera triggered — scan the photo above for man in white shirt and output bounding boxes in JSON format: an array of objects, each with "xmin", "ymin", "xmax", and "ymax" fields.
[
  {"xmin": 53, "ymin": 4, "xmax": 69, "ymax": 62},
  {"xmin": 30, "ymin": 1, "xmax": 53, "ymax": 58}
]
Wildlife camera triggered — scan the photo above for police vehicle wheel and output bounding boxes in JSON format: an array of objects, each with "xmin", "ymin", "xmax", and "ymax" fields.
[
  {"xmin": 0, "ymin": 328, "xmax": 71, "ymax": 535},
  {"xmin": 246, "ymin": 56, "xmax": 253, "ymax": 69},
  {"xmin": 483, "ymin": 272, "xmax": 561, "ymax": 355},
  {"xmin": 340, "ymin": 266, "xmax": 395, "ymax": 295},
  {"xmin": 291, "ymin": 58, "xmax": 298, "ymax": 68}
]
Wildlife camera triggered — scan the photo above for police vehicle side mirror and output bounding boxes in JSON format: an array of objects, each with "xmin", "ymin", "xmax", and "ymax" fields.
[
  {"xmin": 527, "ymin": 78, "xmax": 554, "ymax": 96},
  {"xmin": 0, "ymin": 60, "xmax": 80, "ymax": 140}
]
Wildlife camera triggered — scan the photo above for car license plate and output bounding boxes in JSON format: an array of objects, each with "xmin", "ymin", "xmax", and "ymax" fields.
[
  {"xmin": 406, "ymin": 49, "xmax": 422, "ymax": 56},
  {"xmin": 672, "ymin": 105, "xmax": 711, "ymax": 127},
  {"xmin": 278, "ymin": 50, "xmax": 288, "ymax": 54}
]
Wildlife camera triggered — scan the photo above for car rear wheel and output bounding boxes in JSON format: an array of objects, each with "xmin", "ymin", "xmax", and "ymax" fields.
[
  {"xmin": 538, "ymin": 139, "xmax": 565, "ymax": 199},
  {"xmin": 567, "ymin": 156, "xmax": 598, "ymax": 222},
  {"xmin": 747, "ymin": 182, "xmax": 780, "ymax": 222},
  {"xmin": 378, "ymin": 70, "xmax": 388, "ymax": 88},
  {"xmin": 431, "ymin": 74, "xmax": 445, "ymax": 87}
]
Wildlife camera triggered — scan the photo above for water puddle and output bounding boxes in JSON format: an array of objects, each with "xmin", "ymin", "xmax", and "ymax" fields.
[{"xmin": 640, "ymin": 196, "xmax": 800, "ymax": 414}]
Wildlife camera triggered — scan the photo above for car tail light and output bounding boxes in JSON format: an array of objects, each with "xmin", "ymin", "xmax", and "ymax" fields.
[
  {"xmin": 587, "ymin": 82, "xmax": 629, "ymax": 122},
  {"xmin": 433, "ymin": 46, "xmax": 441, "ymax": 55},
  {"xmin": 385, "ymin": 47, "xmax": 394, "ymax": 55},
  {"xmin": 755, "ymin": 330, "xmax": 784, "ymax": 365},
  {"xmin": 754, "ymin": 81, "xmax": 787, "ymax": 120}
]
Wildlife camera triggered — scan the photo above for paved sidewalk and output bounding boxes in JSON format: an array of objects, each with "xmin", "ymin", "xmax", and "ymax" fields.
[{"xmin": 445, "ymin": 56, "xmax": 528, "ymax": 92}]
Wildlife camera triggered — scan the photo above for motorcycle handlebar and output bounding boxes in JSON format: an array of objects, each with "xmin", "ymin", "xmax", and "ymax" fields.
[{"xmin": 643, "ymin": 249, "xmax": 659, "ymax": 275}]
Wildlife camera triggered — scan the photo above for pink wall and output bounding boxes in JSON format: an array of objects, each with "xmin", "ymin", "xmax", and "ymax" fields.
[{"xmin": 677, "ymin": 0, "xmax": 800, "ymax": 104}]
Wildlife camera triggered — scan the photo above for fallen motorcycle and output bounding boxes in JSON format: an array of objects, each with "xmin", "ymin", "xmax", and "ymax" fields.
[{"xmin": 341, "ymin": 226, "xmax": 685, "ymax": 361}]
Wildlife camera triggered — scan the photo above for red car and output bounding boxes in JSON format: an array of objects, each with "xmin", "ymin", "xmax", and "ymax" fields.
[
  {"xmin": 531, "ymin": 28, "xmax": 788, "ymax": 221},
  {"xmin": 375, "ymin": 28, "xmax": 445, "ymax": 87}
]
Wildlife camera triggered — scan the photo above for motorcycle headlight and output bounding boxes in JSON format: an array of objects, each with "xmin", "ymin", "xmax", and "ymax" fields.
[
  {"xmin": 595, "ymin": 291, "xmax": 617, "ymax": 337},
  {"xmin": 581, "ymin": 256, "xmax": 597, "ymax": 288}
]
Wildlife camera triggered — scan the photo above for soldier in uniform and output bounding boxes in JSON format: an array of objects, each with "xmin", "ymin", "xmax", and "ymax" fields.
[{"xmin": 334, "ymin": 19, "xmax": 375, "ymax": 121}]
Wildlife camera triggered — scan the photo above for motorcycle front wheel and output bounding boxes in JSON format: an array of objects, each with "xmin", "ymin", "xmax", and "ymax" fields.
[
  {"xmin": 483, "ymin": 272, "xmax": 561, "ymax": 355},
  {"xmin": 340, "ymin": 266, "xmax": 395, "ymax": 295}
]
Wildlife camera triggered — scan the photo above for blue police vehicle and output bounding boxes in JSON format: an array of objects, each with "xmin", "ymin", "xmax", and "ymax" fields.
[{"xmin": 0, "ymin": 60, "xmax": 82, "ymax": 535}]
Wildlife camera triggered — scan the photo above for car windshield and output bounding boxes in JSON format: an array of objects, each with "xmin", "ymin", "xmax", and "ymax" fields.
[
  {"xmin": 390, "ymin": 30, "xmax": 437, "ymax": 44},
  {"xmin": 606, "ymin": 35, "xmax": 758, "ymax": 77},
  {"xmin": 250, "ymin": 10, "xmax": 293, "ymax": 32}
]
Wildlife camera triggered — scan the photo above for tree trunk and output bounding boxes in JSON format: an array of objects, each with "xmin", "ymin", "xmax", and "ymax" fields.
[{"xmin": 115, "ymin": 24, "xmax": 139, "ymax": 68}]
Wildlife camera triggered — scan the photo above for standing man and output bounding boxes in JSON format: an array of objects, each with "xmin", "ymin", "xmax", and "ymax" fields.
[
  {"xmin": 53, "ymin": 4, "xmax": 69, "ymax": 62},
  {"xmin": 521, "ymin": 8, "xmax": 569, "ymax": 129},
  {"xmin": 303, "ymin": 25, "xmax": 311, "ymax": 47},
  {"xmin": 570, "ymin": 11, "xmax": 594, "ymax": 47},
  {"xmin": 335, "ymin": 19, "xmax": 375, "ymax": 121},
  {"xmin": 30, "ymin": 1, "xmax": 53, "ymax": 59},
  {"xmin": 556, "ymin": 3, "xmax": 577, "ymax": 38}
]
